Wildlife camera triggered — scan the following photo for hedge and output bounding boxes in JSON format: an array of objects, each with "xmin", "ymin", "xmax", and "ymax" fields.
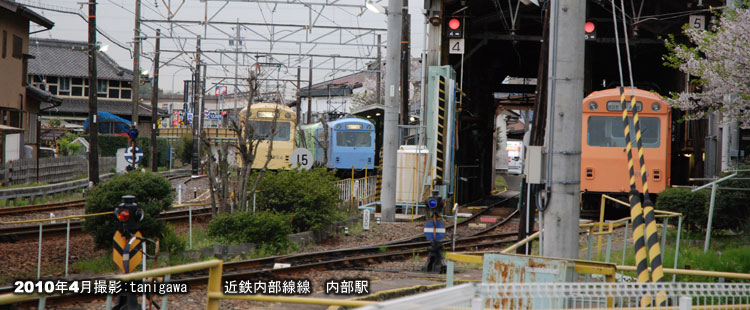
[{"xmin": 97, "ymin": 135, "xmax": 169, "ymax": 168}]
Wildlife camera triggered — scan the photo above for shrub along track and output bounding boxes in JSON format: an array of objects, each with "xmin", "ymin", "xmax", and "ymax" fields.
[{"xmin": 7, "ymin": 194, "xmax": 520, "ymax": 307}]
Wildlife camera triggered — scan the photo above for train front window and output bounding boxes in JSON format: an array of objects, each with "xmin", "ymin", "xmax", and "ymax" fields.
[
  {"xmin": 336, "ymin": 131, "xmax": 372, "ymax": 147},
  {"xmin": 249, "ymin": 121, "xmax": 291, "ymax": 141},
  {"xmin": 587, "ymin": 116, "xmax": 660, "ymax": 148}
]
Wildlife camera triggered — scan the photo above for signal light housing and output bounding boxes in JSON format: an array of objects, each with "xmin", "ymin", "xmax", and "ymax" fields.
[
  {"xmin": 127, "ymin": 124, "xmax": 139, "ymax": 141},
  {"xmin": 446, "ymin": 17, "xmax": 463, "ymax": 38},
  {"xmin": 116, "ymin": 209, "xmax": 130, "ymax": 222},
  {"xmin": 584, "ymin": 21, "xmax": 597, "ymax": 40},
  {"xmin": 115, "ymin": 195, "xmax": 144, "ymax": 234}
]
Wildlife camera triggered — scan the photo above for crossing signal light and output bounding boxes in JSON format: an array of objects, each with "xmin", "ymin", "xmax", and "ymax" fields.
[
  {"xmin": 446, "ymin": 17, "xmax": 463, "ymax": 38},
  {"xmin": 585, "ymin": 20, "xmax": 596, "ymax": 40},
  {"xmin": 114, "ymin": 195, "xmax": 143, "ymax": 234},
  {"xmin": 127, "ymin": 124, "xmax": 139, "ymax": 141}
]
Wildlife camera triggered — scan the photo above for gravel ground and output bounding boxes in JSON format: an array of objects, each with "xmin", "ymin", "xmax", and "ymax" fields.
[{"xmin": 0, "ymin": 233, "xmax": 110, "ymax": 283}]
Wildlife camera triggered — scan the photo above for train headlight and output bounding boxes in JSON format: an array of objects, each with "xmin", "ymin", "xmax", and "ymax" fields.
[
  {"xmin": 367, "ymin": 125, "xmax": 372, "ymax": 130},
  {"xmin": 285, "ymin": 113, "xmax": 291, "ymax": 119},
  {"xmin": 588, "ymin": 101, "xmax": 598, "ymax": 111},
  {"xmin": 651, "ymin": 102, "xmax": 661, "ymax": 112},
  {"xmin": 336, "ymin": 125, "xmax": 341, "ymax": 129}
]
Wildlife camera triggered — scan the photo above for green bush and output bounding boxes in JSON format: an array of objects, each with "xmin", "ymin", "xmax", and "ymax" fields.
[
  {"xmin": 160, "ymin": 223, "xmax": 186, "ymax": 254},
  {"xmin": 57, "ymin": 132, "xmax": 82, "ymax": 156},
  {"xmin": 98, "ymin": 135, "xmax": 129, "ymax": 157},
  {"xmin": 135, "ymin": 137, "xmax": 170, "ymax": 168},
  {"xmin": 83, "ymin": 171, "xmax": 173, "ymax": 250},
  {"xmin": 714, "ymin": 167, "xmax": 750, "ymax": 233},
  {"xmin": 255, "ymin": 168, "xmax": 343, "ymax": 233},
  {"xmin": 207, "ymin": 211, "xmax": 292, "ymax": 251},
  {"xmin": 656, "ymin": 187, "xmax": 709, "ymax": 232},
  {"xmin": 177, "ymin": 134, "xmax": 193, "ymax": 165}
]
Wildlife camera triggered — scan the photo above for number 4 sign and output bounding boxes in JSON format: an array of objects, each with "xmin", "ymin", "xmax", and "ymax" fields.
[{"xmin": 449, "ymin": 38, "xmax": 464, "ymax": 55}]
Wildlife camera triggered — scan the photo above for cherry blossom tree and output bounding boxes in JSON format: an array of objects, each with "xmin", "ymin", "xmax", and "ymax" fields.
[{"xmin": 663, "ymin": 8, "xmax": 750, "ymax": 126}]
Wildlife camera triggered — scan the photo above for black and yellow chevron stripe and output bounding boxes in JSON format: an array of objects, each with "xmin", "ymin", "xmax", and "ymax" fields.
[
  {"xmin": 629, "ymin": 95, "xmax": 667, "ymax": 307},
  {"xmin": 435, "ymin": 77, "xmax": 447, "ymax": 184},
  {"xmin": 619, "ymin": 89, "xmax": 651, "ymax": 301},
  {"xmin": 375, "ymin": 147, "xmax": 383, "ymax": 200}
]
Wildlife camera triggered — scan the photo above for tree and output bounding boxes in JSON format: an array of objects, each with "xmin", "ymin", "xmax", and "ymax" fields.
[
  {"xmin": 82, "ymin": 172, "xmax": 173, "ymax": 249},
  {"xmin": 663, "ymin": 8, "xmax": 750, "ymax": 126},
  {"xmin": 202, "ymin": 68, "xmax": 281, "ymax": 213}
]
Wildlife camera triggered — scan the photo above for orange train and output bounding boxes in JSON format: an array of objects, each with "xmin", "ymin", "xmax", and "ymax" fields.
[{"xmin": 580, "ymin": 88, "xmax": 672, "ymax": 209}]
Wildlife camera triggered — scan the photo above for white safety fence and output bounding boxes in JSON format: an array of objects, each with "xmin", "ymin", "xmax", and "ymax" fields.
[
  {"xmin": 336, "ymin": 176, "xmax": 378, "ymax": 206},
  {"xmin": 357, "ymin": 282, "xmax": 750, "ymax": 310}
]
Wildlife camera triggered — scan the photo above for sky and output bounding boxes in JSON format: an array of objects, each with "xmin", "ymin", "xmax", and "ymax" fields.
[{"xmin": 21, "ymin": 0, "xmax": 428, "ymax": 96}]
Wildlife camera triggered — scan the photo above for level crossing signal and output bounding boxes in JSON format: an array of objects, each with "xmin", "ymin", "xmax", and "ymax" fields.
[
  {"xmin": 585, "ymin": 20, "xmax": 596, "ymax": 40},
  {"xmin": 446, "ymin": 17, "xmax": 463, "ymax": 38}
]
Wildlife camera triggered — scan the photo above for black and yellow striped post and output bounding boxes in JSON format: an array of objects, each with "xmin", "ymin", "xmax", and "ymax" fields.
[
  {"xmin": 435, "ymin": 76, "xmax": 448, "ymax": 184},
  {"xmin": 619, "ymin": 88, "xmax": 651, "ymax": 294},
  {"xmin": 628, "ymin": 93, "xmax": 667, "ymax": 307},
  {"xmin": 374, "ymin": 147, "xmax": 383, "ymax": 201}
]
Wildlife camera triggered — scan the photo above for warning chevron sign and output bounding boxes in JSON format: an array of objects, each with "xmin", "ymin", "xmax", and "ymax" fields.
[{"xmin": 113, "ymin": 231, "xmax": 143, "ymax": 273}]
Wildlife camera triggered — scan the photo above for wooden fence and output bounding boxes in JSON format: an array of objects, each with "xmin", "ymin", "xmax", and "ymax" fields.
[{"xmin": 0, "ymin": 156, "xmax": 116, "ymax": 186}]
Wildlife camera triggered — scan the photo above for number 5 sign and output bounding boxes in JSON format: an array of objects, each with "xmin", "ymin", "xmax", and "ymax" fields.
[
  {"xmin": 290, "ymin": 148, "xmax": 313, "ymax": 170},
  {"xmin": 689, "ymin": 15, "xmax": 705, "ymax": 30}
]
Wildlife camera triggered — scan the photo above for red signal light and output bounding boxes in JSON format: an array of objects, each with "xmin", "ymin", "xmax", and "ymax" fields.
[
  {"xmin": 448, "ymin": 18, "xmax": 461, "ymax": 30},
  {"xmin": 117, "ymin": 209, "xmax": 130, "ymax": 222},
  {"xmin": 585, "ymin": 21, "xmax": 595, "ymax": 33}
]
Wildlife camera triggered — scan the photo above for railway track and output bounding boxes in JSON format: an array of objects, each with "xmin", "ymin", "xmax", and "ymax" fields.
[
  {"xmin": 0, "ymin": 206, "xmax": 213, "ymax": 242},
  {"xmin": 1, "ymin": 194, "xmax": 521, "ymax": 307},
  {"xmin": 0, "ymin": 199, "xmax": 85, "ymax": 216},
  {"xmin": 0, "ymin": 172, "xmax": 194, "ymax": 218}
]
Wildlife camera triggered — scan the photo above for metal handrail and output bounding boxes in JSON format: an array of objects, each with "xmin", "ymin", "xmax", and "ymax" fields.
[{"xmin": 0, "ymin": 259, "xmax": 223, "ymax": 306}]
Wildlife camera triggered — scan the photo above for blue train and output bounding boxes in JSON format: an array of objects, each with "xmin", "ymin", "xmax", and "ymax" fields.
[{"xmin": 297, "ymin": 117, "xmax": 376, "ymax": 171}]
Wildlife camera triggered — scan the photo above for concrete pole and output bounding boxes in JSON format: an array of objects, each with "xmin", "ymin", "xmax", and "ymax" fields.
[
  {"xmin": 191, "ymin": 37, "xmax": 201, "ymax": 176},
  {"xmin": 376, "ymin": 34, "xmax": 382, "ymax": 106},
  {"xmin": 400, "ymin": 5, "xmax": 411, "ymax": 125},
  {"xmin": 132, "ymin": 0, "xmax": 141, "ymax": 126},
  {"xmin": 541, "ymin": 0, "xmax": 585, "ymax": 259},
  {"xmin": 87, "ymin": 0, "xmax": 99, "ymax": 185},
  {"xmin": 151, "ymin": 29, "xmax": 160, "ymax": 172},
  {"xmin": 722, "ymin": 0, "xmax": 740, "ymax": 171},
  {"xmin": 307, "ymin": 58, "xmax": 313, "ymax": 124},
  {"xmin": 380, "ymin": 0, "xmax": 403, "ymax": 222}
]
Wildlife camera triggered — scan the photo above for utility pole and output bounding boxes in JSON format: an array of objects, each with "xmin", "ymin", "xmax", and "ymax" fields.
[
  {"xmin": 307, "ymin": 57, "xmax": 313, "ymax": 124},
  {"xmin": 381, "ymin": 0, "xmax": 403, "ymax": 222},
  {"xmin": 296, "ymin": 66, "xmax": 301, "ymax": 119},
  {"xmin": 721, "ymin": 0, "xmax": 740, "ymax": 172},
  {"xmin": 376, "ymin": 34, "xmax": 382, "ymax": 106},
  {"xmin": 132, "ymin": 0, "xmax": 141, "ymax": 128},
  {"xmin": 87, "ymin": 0, "xmax": 99, "ymax": 185},
  {"xmin": 151, "ymin": 29, "xmax": 161, "ymax": 172},
  {"xmin": 542, "ymin": 0, "xmax": 585, "ymax": 259},
  {"xmin": 400, "ymin": 4, "xmax": 410, "ymax": 125},
  {"xmin": 234, "ymin": 20, "xmax": 240, "ymax": 111},
  {"xmin": 192, "ymin": 36, "xmax": 201, "ymax": 177}
]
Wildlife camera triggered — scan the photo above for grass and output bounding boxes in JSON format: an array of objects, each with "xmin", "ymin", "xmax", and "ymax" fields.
[
  {"xmin": 591, "ymin": 227, "xmax": 750, "ymax": 281},
  {"xmin": 495, "ymin": 176, "xmax": 507, "ymax": 190},
  {"xmin": 72, "ymin": 254, "xmax": 119, "ymax": 274}
]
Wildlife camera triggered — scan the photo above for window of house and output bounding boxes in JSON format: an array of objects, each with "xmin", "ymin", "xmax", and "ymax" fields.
[
  {"xmin": 97, "ymin": 80, "xmax": 107, "ymax": 98},
  {"xmin": 59, "ymin": 78, "xmax": 71, "ymax": 96},
  {"xmin": 12, "ymin": 35, "xmax": 22, "ymax": 59},
  {"xmin": 121, "ymin": 89, "xmax": 132, "ymax": 99}
]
